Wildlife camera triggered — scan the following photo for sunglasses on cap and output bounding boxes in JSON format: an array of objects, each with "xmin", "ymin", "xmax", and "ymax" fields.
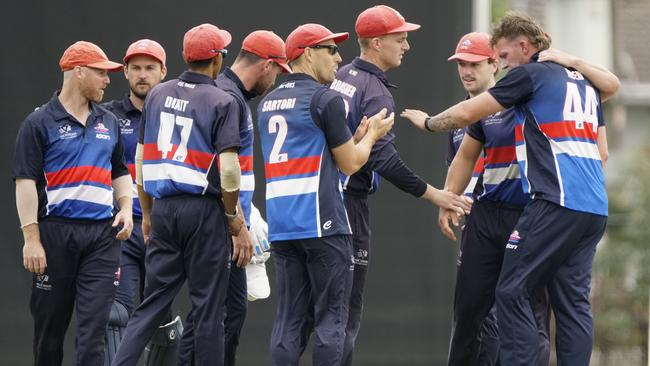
[
  {"xmin": 211, "ymin": 49, "xmax": 228, "ymax": 58},
  {"xmin": 299, "ymin": 44, "xmax": 339, "ymax": 55}
]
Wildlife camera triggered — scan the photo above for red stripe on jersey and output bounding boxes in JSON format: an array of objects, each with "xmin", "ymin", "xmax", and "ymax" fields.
[
  {"xmin": 143, "ymin": 143, "xmax": 214, "ymax": 170},
  {"xmin": 127, "ymin": 163, "xmax": 136, "ymax": 181},
  {"xmin": 485, "ymin": 146, "xmax": 516, "ymax": 165},
  {"xmin": 473, "ymin": 157, "xmax": 485, "ymax": 175},
  {"xmin": 265, "ymin": 156, "xmax": 321, "ymax": 179},
  {"xmin": 540, "ymin": 121, "xmax": 598, "ymax": 141},
  {"xmin": 239, "ymin": 155, "xmax": 254, "ymax": 172},
  {"xmin": 46, "ymin": 166, "xmax": 112, "ymax": 187},
  {"xmin": 515, "ymin": 125, "xmax": 524, "ymax": 143}
]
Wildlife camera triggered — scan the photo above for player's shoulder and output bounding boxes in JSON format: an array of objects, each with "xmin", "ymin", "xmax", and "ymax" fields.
[
  {"xmin": 95, "ymin": 103, "xmax": 120, "ymax": 125},
  {"xmin": 100, "ymin": 98, "xmax": 122, "ymax": 114}
]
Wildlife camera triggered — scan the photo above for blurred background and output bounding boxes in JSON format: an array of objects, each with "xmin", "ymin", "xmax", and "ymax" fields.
[{"xmin": 0, "ymin": 0, "xmax": 646, "ymax": 365}]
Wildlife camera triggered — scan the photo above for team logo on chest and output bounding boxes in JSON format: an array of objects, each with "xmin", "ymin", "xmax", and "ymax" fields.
[
  {"xmin": 95, "ymin": 120, "xmax": 111, "ymax": 140},
  {"xmin": 57, "ymin": 123, "xmax": 77, "ymax": 140},
  {"xmin": 119, "ymin": 118, "xmax": 134, "ymax": 134}
]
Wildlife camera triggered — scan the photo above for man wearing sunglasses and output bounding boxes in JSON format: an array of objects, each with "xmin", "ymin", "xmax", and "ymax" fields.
[
  {"xmin": 329, "ymin": 6, "xmax": 472, "ymax": 365},
  {"xmin": 259, "ymin": 23, "xmax": 394, "ymax": 366},
  {"xmin": 213, "ymin": 30, "xmax": 291, "ymax": 366},
  {"xmin": 112, "ymin": 23, "xmax": 243, "ymax": 366}
]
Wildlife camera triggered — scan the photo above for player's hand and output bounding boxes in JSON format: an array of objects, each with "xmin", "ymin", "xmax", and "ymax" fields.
[
  {"xmin": 227, "ymin": 215, "xmax": 244, "ymax": 237},
  {"xmin": 113, "ymin": 209, "xmax": 134, "ymax": 241},
  {"xmin": 141, "ymin": 217, "xmax": 151, "ymax": 244},
  {"xmin": 400, "ymin": 109, "xmax": 429, "ymax": 132},
  {"xmin": 537, "ymin": 48, "xmax": 579, "ymax": 68},
  {"xmin": 367, "ymin": 108, "xmax": 394, "ymax": 141},
  {"xmin": 232, "ymin": 225, "xmax": 254, "ymax": 267},
  {"xmin": 249, "ymin": 204, "xmax": 270, "ymax": 256},
  {"xmin": 438, "ymin": 207, "xmax": 461, "ymax": 241},
  {"xmin": 431, "ymin": 188, "xmax": 473, "ymax": 216},
  {"xmin": 23, "ymin": 239, "xmax": 47, "ymax": 274},
  {"xmin": 353, "ymin": 116, "xmax": 370, "ymax": 143}
]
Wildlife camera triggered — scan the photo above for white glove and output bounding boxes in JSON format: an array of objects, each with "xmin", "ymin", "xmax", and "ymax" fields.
[{"xmin": 249, "ymin": 204, "xmax": 270, "ymax": 259}]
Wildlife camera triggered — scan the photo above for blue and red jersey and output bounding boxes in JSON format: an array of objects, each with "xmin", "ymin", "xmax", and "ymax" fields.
[
  {"xmin": 258, "ymin": 73, "xmax": 353, "ymax": 241},
  {"xmin": 331, "ymin": 57, "xmax": 427, "ymax": 198},
  {"xmin": 216, "ymin": 68, "xmax": 256, "ymax": 225},
  {"xmin": 103, "ymin": 95, "xmax": 143, "ymax": 217},
  {"xmin": 139, "ymin": 71, "xmax": 241, "ymax": 199},
  {"xmin": 488, "ymin": 57, "xmax": 607, "ymax": 216},
  {"xmin": 466, "ymin": 108, "xmax": 531, "ymax": 207},
  {"xmin": 13, "ymin": 92, "xmax": 129, "ymax": 220}
]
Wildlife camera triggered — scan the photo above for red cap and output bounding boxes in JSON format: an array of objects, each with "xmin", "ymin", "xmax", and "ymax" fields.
[
  {"xmin": 242, "ymin": 30, "xmax": 292, "ymax": 73},
  {"xmin": 285, "ymin": 23, "xmax": 349, "ymax": 62},
  {"xmin": 124, "ymin": 39, "xmax": 166, "ymax": 65},
  {"xmin": 448, "ymin": 32, "xmax": 496, "ymax": 62},
  {"xmin": 183, "ymin": 23, "xmax": 232, "ymax": 63},
  {"xmin": 59, "ymin": 41, "xmax": 123, "ymax": 72},
  {"xmin": 355, "ymin": 5, "xmax": 420, "ymax": 38}
]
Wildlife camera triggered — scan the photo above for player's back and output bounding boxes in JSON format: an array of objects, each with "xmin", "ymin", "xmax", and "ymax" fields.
[
  {"xmin": 141, "ymin": 71, "xmax": 239, "ymax": 199},
  {"xmin": 258, "ymin": 75, "xmax": 351, "ymax": 242},
  {"xmin": 514, "ymin": 61, "xmax": 607, "ymax": 216}
]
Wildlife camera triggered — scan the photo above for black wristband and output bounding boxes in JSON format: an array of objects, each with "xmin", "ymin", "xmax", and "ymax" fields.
[{"xmin": 424, "ymin": 116, "xmax": 435, "ymax": 132}]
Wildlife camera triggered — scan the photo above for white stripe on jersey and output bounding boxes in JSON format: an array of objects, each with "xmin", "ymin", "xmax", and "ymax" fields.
[
  {"xmin": 143, "ymin": 163, "xmax": 208, "ymax": 188},
  {"xmin": 266, "ymin": 176, "xmax": 319, "ymax": 199},
  {"xmin": 483, "ymin": 164, "xmax": 521, "ymax": 185},
  {"xmin": 464, "ymin": 176, "xmax": 478, "ymax": 196},
  {"xmin": 550, "ymin": 140, "xmax": 601, "ymax": 161},
  {"xmin": 240, "ymin": 174, "xmax": 255, "ymax": 192},
  {"xmin": 47, "ymin": 184, "xmax": 113, "ymax": 207}
]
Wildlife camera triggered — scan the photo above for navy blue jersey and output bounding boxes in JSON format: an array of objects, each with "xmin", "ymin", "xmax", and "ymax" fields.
[
  {"xmin": 140, "ymin": 71, "xmax": 241, "ymax": 199},
  {"xmin": 466, "ymin": 108, "xmax": 530, "ymax": 207},
  {"xmin": 216, "ymin": 68, "xmax": 256, "ymax": 225},
  {"xmin": 488, "ymin": 58, "xmax": 607, "ymax": 216},
  {"xmin": 258, "ymin": 73, "xmax": 353, "ymax": 241},
  {"xmin": 331, "ymin": 57, "xmax": 427, "ymax": 198},
  {"xmin": 13, "ymin": 92, "xmax": 129, "ymax": 220},
  {"xmin": 103, "ymin": 96, "xmax": 143, "ymax": 217}
]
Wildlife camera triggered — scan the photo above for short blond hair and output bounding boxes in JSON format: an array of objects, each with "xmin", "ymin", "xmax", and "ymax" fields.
[{"xmin": 490, "ymin": 11, "xmax": 550, "ymax": 51}]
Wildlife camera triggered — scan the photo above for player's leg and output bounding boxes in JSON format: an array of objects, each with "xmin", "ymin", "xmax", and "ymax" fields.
[
  {"xmin": 270, "ymin": 240, "xmax": 311, "ymax": 365},
  {"xmin": 224, "ymin": 263, "xmax": 248, "ymax": 366},
  {"xmin": 532, "ymin": 287, "xmax": 551, "ymax": 366},
  {"xmin": 105, "ymin": 222, "xmax": 145, "ymax": 366},
  {"xmin": 75, "ymin": 220, "xmax": 121, "ymax": 365},
  {"xmin": 495, "ymin": 200, "xmax": 589, "ymax": 366},
  {"xmin": 181, "ymin": 197, "xmax": 231, "ymax": 365},
  {"xmin": 448, "ymin": 201, "xmax": 504, "ymax": 365},
  {"xmin": 305, "ymin": 235, "xmax": 354, "ymax": 366},
  {"xmin": 547, "ymin": 214, "xmax": 606, "ymax": 366},
  {"xmin": 476, "ymin": 305, "xmax": 500, "ymax": 366},
  {"xmin": 113, "ymin": 199, "xmax": 187, "ymax": 366},
  {"xmin": 341, "ymin": 195, "xmax": 369, "ymax": 366},
  {"xmin": 30, "ymin": 219, "xmax": 79, "ymax": 366}
]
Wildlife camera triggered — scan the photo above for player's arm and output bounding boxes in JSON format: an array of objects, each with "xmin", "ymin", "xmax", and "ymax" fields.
[
  {"xmin": 110, "ymin": 128, "xmax": 133, "ymax": 241},
  {"xmin": 401, "ymin": 93, "xmax": 504, "ymax": 133},
  {"xmin": 16, "ymin": 178, "xmax": 46, "ymax": 274},
  {"xmin": 445, "ymin": 135, "xmax": 483, "ymax": 195},
  {"xmin": 231, "ymin": 199, "xmax": 253, "ymax": 267},
  {"xmin": 538, "ymin": 48, "xmax": 620, "ymax": 102},
  {"xmin": 597, "ymin": 126, "xmax": 608, "ymax": 168},
  {"xmin": 220, "ymin": 148, "xmax": 243, "ymax": 236}
]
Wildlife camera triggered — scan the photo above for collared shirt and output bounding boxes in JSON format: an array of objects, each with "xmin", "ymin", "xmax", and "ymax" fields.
[
  {"xmin": 103, "ymin": 95, "xmax": 143, "ymax": 217},
  {"xmin": 140, "ymin": 71, "xmax": 241, "ymax": 199},
  {"xmin": 13, "ymin": 92, "xmax": 129, "ymax": 220},
  {"xmin": 216, "ymin": 68, "xmax": 256, "ymax": 225},
  {"xmin": 258, "ymin": 73, "xmax": 353, "ymax": 241},
  {"xmin": 488, "ymin": 55, "xmax": 607, "ymax": 216},
  {"xmin": 332, "ymin": 57, "xmax": 427, "ymax": 198}
]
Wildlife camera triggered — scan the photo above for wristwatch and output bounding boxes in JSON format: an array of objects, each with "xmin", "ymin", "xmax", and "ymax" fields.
[{"xmin": 225, "ymin": 206, "xmax": 239, "ymax": 220}]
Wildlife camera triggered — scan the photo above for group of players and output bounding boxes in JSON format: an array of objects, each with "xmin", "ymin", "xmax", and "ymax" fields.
[{"xmin": 12, "ymin": 4, "xmax": 619, "ymax": 366}]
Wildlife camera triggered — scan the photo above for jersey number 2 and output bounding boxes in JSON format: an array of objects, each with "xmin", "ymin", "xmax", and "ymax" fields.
[
  {"xmin": 563, "ymin": 82, "xmax": 598, "ymax": 133},
  {"xmin": 157, "ymin": 111, "xmax": 194, "ymax": 162},
  {"xmin": 268, "ymin": 115, "xmax": 288, "ymax": 163}
]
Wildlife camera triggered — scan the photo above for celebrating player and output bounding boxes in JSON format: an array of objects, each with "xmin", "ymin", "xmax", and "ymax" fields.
[
  {"xmin": 259, "ymin": 23, "xmax": 394, "ymax": 366},
  {"xmin": 112, "ymin": 23, "xmax": 243, "ymax": 366},
  {"xmin": 402, "ymin": 11, "xmax": 619, "ymax": 365},
  {"xmin": 214, "ymin": 30, "xmax": 290, "ymax": 366},
  {"xmin": 329, "ymin": 6, "xmax": 471, "ymax": 364},
  {"xmin": 13, "ymin": 41, "xmax": 133, "ymax": 365}
]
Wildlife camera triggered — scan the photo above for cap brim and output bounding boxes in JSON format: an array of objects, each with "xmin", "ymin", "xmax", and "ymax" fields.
[
  {"xmin": 219, "ymin": 29, "xmax": 233, "ymax": 48},
  {"xmin": 447, "ymin": 53, "xmax": 490, "ymax": 62},
  {"xmin": 275, "ymin": 61, "xmax": 293, "ymax": 74},
  {"xmin": 388, "ymin": 22, "xmax": 421, "ymax": 34},
  {"xmin": 87, "ymin": 60, "xmax": 124, "ymax": 71},
  {"xmin": 315, "ymin": 32, "xmax": 350, "ymax": 45}
]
